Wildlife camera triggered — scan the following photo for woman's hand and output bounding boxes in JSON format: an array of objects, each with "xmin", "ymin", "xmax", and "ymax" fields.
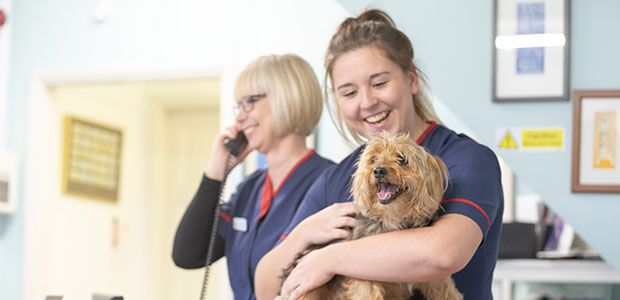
[
  {"xmin": 290, "ymin": 202, "xmax": 359, "ymax": 248},
  {"xmin": 277, "ymin": 202, "xmax": 358, "ymax": 299},
  {"xmin": 280, "ymin": 246, "xmax": 336, "ymax": 300},
  {"xmin": 204, "ymin": 125, "xmax": 252, "ymax": 181},
  {"xmin": 254, "ymin": 202, "xmax": 358, "ymax": 300}
]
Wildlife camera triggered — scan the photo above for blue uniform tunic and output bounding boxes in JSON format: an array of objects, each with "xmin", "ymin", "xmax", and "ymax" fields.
[
  {"xmin": 281, "ymin": 123, "xmax": 504, "ymax": 300},
  {"xmin": 173, "ymin": 151, "xmax": 334, "ymax": 300}
]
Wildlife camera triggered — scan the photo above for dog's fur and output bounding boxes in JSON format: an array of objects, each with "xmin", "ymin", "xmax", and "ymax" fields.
[{"xmin": 279, "ymin": 132, "xmax": 463, "ymax": 300}]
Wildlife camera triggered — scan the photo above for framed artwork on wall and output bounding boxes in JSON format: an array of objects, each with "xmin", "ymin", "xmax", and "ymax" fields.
[
  {"xmin": 572, "ymin": 90, "xmax": 620, "ymax": 193},
  {"xmin": 62, "ymin": 116, "xmax": 123, "ymax": 201},
  {"xmin": 492, "ymin": 0, "xmax": 570, "ymax": 102}
]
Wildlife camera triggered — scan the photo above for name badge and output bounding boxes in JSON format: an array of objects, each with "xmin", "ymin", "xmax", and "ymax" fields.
[{"xmin": 232, "ymin": 217, "xmax": 248, "ymax": 232}]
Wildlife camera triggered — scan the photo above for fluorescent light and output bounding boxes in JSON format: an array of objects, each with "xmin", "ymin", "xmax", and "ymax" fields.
[{"xmin": 495, "ymin": 33, "xmax": 566, "ymax": 49}]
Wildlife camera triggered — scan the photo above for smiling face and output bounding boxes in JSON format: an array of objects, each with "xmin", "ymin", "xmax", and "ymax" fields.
[
  {"xmin": 331, "ymin": 46, "xmax": 421, "ymax": 141},
  {"xmin": 235, "ymin": 93, "xmax": 277, "ymax": 154}
]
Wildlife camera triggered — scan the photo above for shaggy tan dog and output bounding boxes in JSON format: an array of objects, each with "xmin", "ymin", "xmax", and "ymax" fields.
[{"xmin": 280, "ymin": 132, "xmax": 463, "ymax": 300}]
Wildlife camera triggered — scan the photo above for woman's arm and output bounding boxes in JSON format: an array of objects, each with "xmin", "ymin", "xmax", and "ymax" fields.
[
  {"xmin": 281, "ymin": 213, "xmax": 482, "ymax": 300},
  {"xmin": 254, "ymin": 202, "xmax": 359, "ymax": 300},
  {"xmin": 172, "ymin": 176, "xmax": 226, "ymax": 268},
  {"xmin": 173, "ymin": 125, "xmax": 253, "ymax": 268}
]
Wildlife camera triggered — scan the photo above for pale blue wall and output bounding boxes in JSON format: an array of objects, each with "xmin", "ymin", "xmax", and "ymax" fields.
[{"xmin": 337, "ymin": 0, "xmax": 620, "ymax": 271}]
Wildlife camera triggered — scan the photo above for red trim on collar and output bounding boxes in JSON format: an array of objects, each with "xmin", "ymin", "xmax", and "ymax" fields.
[
  {"xmin": 441, "ymin": 198, "xmax": 491, "ymax": 228},
  {"xmin": 257, "ymin": 175, "xmax": 273, "ymax": 221},
  {"xmin": 257, "ymin": 150, "xmax": 317, "ymax": 221},
  {"xmin": 219, "ymin": 212, "xmax": 231, "ymax": 223},
  {"xmin": 416, "ymin": 121, "xmax": 436, "ymax": 145}
]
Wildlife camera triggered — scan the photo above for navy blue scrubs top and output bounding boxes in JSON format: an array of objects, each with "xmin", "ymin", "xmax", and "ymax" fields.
[
  {"xmin": 281, "ymin": 123, "xmax": 504, "ymax": 300},
  {"xmin": 217, "ymin": 150, "xmax": 334, "ymax": 300}
]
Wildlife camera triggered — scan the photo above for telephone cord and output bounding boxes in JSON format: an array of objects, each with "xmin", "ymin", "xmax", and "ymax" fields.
[{"xmin": 200, "ymin": 154, "xmax": 233, "ymax": 300}]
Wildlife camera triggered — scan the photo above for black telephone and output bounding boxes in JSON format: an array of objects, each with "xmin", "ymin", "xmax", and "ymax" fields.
[{"xmin": 223, "ymin": 131, "xmax": 248, "ymax": 156}]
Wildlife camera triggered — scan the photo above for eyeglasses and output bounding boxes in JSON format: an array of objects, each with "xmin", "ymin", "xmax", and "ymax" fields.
[{"xmin": 234, "ymin": 94, "xmax": 266, "ymax": 116}]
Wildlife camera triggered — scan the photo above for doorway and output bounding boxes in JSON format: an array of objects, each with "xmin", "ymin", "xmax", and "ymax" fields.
[{"xmin": 22, "ymin": 76, "xmax": 233, "ymax": 300}]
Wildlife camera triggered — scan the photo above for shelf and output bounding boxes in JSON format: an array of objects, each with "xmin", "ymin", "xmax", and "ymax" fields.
[{"xmin": 494, "ymin": 259, "xmax": 620, "ymax": 284}]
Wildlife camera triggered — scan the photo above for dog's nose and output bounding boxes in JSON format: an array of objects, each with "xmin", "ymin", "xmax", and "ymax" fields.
[{"xmin": 373, "ymin": 167, "xmax": 387, "ymax": 179}]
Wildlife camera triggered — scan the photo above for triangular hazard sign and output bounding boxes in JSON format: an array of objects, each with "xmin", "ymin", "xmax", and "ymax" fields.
[{"xmin": 499, "ymin": 131, "xmax": 518, "ymax": 149}]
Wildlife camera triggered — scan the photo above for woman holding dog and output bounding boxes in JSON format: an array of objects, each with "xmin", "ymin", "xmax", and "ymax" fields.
[
  {"xmin": 172, "ymin": 54, "xmax": 334, "ymax": 300},
  {"xmin": 255, "ymin": 9, "xmax": 503, "ymax": 300}
]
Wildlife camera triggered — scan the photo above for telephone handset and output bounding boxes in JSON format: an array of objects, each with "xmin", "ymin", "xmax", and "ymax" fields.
[{"xmin": 223, "ymin": 131, "xmax": 248, "ymax": 156}]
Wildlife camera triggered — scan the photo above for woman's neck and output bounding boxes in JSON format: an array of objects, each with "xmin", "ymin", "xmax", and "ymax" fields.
[{"xmin": 265, "ymin": 134, "xmax": 311, "ymax": 190}]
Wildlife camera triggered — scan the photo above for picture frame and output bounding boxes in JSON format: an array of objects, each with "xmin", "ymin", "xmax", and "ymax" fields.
[
  {"xmin": 62, "ymin": 116, "xmax": 123, "ymax": 201},
  {"xmin": 492, "ymin": 0, "xmax": 570, "ymax": 102},
  {"xmin": 571, "ymin": 90, "xmax": 620, "ymax": 193}
]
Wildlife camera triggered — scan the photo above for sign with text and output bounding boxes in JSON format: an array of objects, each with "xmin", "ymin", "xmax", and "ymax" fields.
[{"xmin": 496, "ymin": 127, "xmax": 565, "ymax": 151}]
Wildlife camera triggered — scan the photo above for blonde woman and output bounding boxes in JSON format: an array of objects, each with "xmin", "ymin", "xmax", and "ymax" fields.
[{"xmin": 173, "ymin": 54, "xmax": 334, "ymax": 300}]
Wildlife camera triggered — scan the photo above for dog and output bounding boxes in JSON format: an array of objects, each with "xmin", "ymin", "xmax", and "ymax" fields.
[{"xmin": 278, "ymin": 132, "xmax": 463, "ymax": 300}]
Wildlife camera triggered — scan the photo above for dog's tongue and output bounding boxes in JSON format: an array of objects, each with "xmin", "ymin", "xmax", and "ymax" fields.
[{"xmin": 377, "ymin": 183, "xmax": 396, "ymax": 201}]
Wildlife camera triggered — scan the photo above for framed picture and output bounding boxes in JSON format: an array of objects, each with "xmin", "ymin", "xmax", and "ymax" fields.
[
  {"xmin": 492, "ymin": 0, "xmax": 570, "ymax": 102},
  {"xmin": 62, "ymin": 116, "xmax": 123, "ymax": 201},
  {"xmin": 571, "ymin": 90, "xmax": 620, "ymax": 193}
]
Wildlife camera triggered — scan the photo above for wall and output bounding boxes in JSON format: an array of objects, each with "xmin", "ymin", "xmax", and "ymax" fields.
[
  {"xmin": 0, "ymin": 0, "xmax": 9, "ymax": 146},
  {"xmin": 3, "ymin": 0, "xmax": 349, "ymax": 299},
  {"xmin": 337, "ymin": 0, "xmax": 620, "ymax": 271},
  {"xmin": 0, "ymin": 0, "xmax": 17, "ymax": 296}
]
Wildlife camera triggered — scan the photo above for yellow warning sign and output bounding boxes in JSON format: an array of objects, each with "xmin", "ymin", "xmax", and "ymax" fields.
[
  {"xmin": 499, "ymin": 131, "xmax": 518, "ymax": 149},
  {"xmin": 521, "ymin": 129, "xmax": 563, "ymax": 149}
]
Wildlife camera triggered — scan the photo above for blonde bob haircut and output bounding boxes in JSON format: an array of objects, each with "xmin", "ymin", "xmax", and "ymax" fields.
[
  {"xmin": 324, "ymin": 9, "xmax": 444, "ymax": 144},
  {"xmin": 233, "ymin": 54, "xmax": 323, "ymax": 137}
]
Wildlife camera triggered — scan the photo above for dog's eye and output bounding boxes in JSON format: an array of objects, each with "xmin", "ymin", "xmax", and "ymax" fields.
[
  {"xmin": 397, "ymin": 154, "xmax": 408, "ymax": 165},
  {"xmin": 371, "ymin": 156, "xmax": 377, "ymax": 164}
]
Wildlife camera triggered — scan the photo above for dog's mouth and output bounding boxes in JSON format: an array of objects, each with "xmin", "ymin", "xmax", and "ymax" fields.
[{"xmin": 377, "ymin": 182, "xmax": 405, "ymax": 205}]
